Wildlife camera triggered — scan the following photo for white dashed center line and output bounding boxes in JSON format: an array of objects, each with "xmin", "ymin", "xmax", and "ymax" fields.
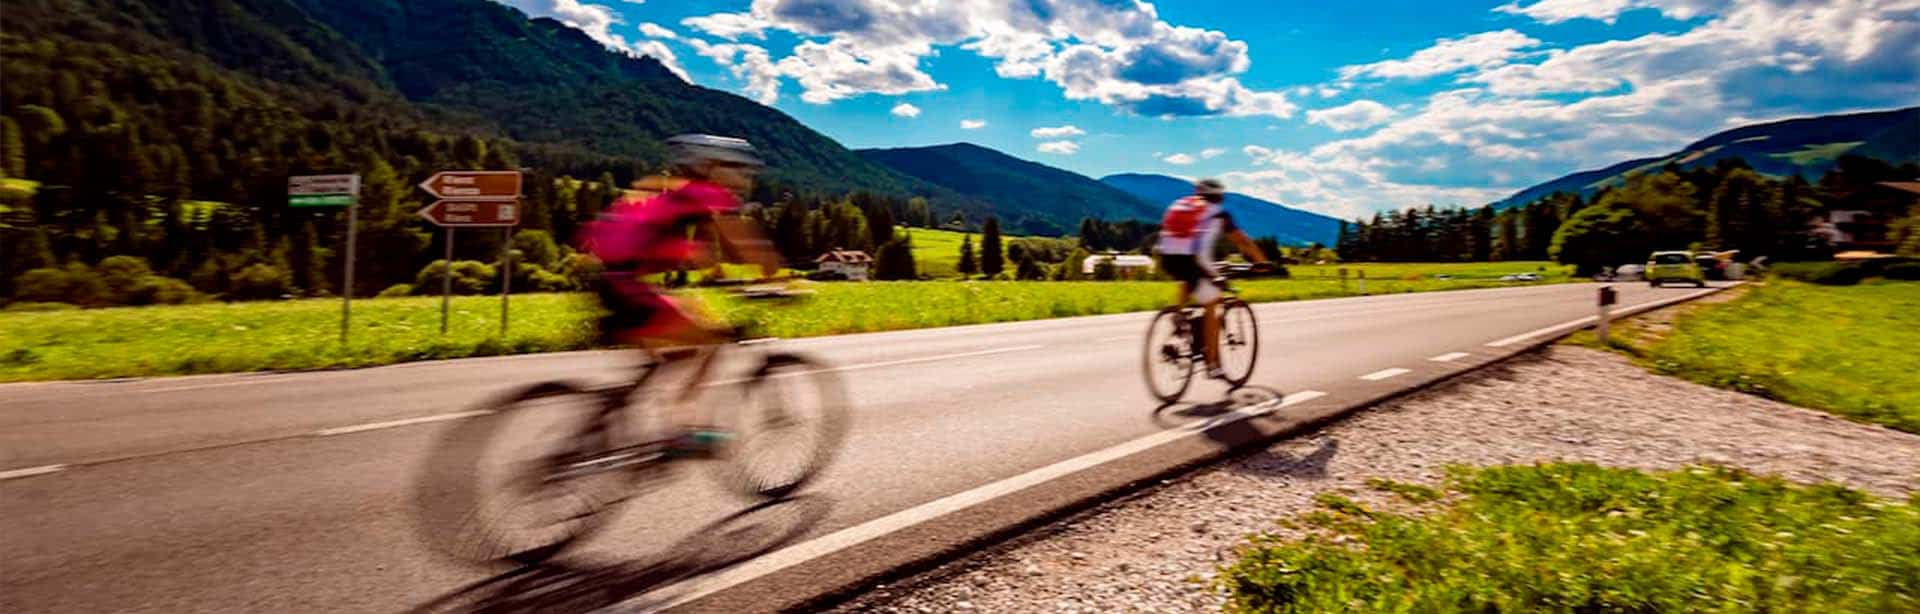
[
  {"xmin": 0, "ymin": 464, "xmax": 68, "ymax": 481},
  {"xmin": 1429, "ymin": 352, "xmax": 1471, "ymax": 362},
  {"xmin": 1360, "ymin": 367, "xmax": 1411, "ymax": 381}
]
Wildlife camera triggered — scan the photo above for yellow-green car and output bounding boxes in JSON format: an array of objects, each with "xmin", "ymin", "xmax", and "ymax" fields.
[{"xmin": 1647, "ymin": 251, "xmax": 1705, "ymax": 287}]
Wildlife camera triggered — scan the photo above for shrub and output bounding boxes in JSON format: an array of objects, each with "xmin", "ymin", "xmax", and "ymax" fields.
[
  {"xmin": 557, "ymin": 253, "xmax": 602, "ymax": 289},
  {"xmin": 1885, "ymin": 262, "xmax": 1920, "ymax": 280},
  {"xmin": 123, "ymin": 276, "xmax": 205, "ymax": 305},
  {"xmin": 228, "ymin": 263, "xmax": 294, "ymax": 300},
  {"xmin": 510, "ymin": 230, "xmax": 561, "ymax": 268},
  {"xmin": 1770, "ymin": 261, "xmax": 1862, "ymax": 285},
  {"xmin": 378, "ymin": 284, "xmax": 415, "ymax": 298},
  {"xmin": 13, "ymin": 264, "xmax": 106, "ymax": 305},
  {"xmin": 414, "ymin": 260, "xmax": 496, "ymax": 295},
  {"xmin": 94, "ymin": 255, "xmax": 154, "ymax": 301}
]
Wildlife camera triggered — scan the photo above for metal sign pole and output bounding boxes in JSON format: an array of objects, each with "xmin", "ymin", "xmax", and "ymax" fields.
[
  {"xmin": 442, "ymin": 228, "xmax": 454, "ymax": 335},
  {"xmin": 500, "ymin": 227, "xmax": 511, "ymax": 336},
  {"xmin": 341, "ymin": 197, "xmax": 358, "ymax": 344}
]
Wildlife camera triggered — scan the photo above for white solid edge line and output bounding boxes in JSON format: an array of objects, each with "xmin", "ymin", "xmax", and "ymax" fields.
[
  {"xmin": 1484, "ymin": 285, "xmax": 1724, "ymax": 348},
  {"xmin": 0, "ymin": 464, "xmax": 68, "ymax": 481},
  {"xmin": 640, "ymin": 389, "xmax": 1329, "ymax": 611},
  {"xmin": 311, "ymin": 411, "xmax": 494, "ymax": 437},
  {"xmin": 1359, "ymin": 368, "xmax": 1411, "ymax": 381},
  {"xmin": 1429, "ymin": 352, "xmax": 1471, "ymax": 363}
]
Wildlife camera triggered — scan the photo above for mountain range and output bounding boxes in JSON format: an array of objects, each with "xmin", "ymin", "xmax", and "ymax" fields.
[
  {"xmin": 1495, "ymin": 107, "xmax": 1919, "ymax": 209},
  {"xmin": 1098, "ymin": 174, "xmax": 1343, "ymax": 246}
]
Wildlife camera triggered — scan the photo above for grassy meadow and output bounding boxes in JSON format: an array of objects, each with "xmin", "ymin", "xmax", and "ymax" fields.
[
  {"xmin": 1221, "ymin": 463, "xmax": 1920, "ymax": 613},
  {"xmin": 1, "ymin": 270, "xmax": 1567, "ymax": 382},
  {"xmin": 1571, "ymin": 280, "xmax": 1920, "ymax": 433}
]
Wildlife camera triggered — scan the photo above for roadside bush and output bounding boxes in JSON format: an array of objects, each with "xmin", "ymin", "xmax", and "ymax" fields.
[
  {"xmin": 227, "ymin": 263, "xmax": 295, "ymax": 300},
  {"xmin": 378, "ymin": 284, "xmax": 415, "ymax": 298},
  {"xmin": 1770, "ymin": 261, "xmax": 1862, "ymax": 285},
  {"xmin": 510, "ymin": 230, "xmax": 561, "ymax": 268},
  {"xmin": 94, "ymin": 255, "xmax": 154, "ymax": 301},
  {"xmin": 122, "ymin": 276, "xmax": 205, "ymax": 305},
  {"xmin": 414, "ymin": 260, "xmax": 495, "ymax": 295},
  {"xmin": 1885, "ymin": 262, "xmax": 1920, "ymax": 280},
  {"xmin": 13, "ymin": 264, "xmax": 106, "ymax": 305},
  {"xmin": 557, "ymin": 253, "xmax": 602, "ymax": 289}
]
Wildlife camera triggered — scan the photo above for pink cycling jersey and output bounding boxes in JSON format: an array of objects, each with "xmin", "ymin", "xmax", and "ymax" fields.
[{"xmin": 582, "ymin": 180, "xmax": 740, "ymax": 273}]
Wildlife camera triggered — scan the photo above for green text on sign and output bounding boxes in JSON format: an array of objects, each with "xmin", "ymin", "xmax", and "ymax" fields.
[{"xmin": 290, "ymin": 194, "xmax": 354, "ymax": 207}]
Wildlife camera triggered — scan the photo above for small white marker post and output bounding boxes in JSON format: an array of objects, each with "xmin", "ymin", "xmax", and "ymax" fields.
[
  {"xmin": 1358, "ymin": 269, "xmax": 1367, "ymax": 295},
  {"xmin": 1597, "ymin": 285, "xmax": 1617, "ymax": 344}
]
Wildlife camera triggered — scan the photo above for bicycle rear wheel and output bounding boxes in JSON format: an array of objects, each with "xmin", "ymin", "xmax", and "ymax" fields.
[
  {"xmin": 1217, "ymin": 299, "xmax": 1260, "ymax": 387},
  {"xmin": 1143, "ymin": 308, "xmax": 1197, "ymax": 402},
  {"xmin": 708, "ymin": 352, "xmax": 850, "ymax": 500},
  {"xmin": 416, "ymin": 380, "xmax": 654, "ymax": 565}
]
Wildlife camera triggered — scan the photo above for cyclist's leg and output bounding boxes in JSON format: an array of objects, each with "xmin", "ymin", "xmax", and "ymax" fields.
[{"xmin": 1194, "ymin": 278, "xmax": 1224, "ymax": 370}]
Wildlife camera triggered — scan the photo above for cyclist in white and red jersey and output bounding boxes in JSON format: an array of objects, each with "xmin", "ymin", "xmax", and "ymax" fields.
[{"xmin": 1154, "ymin": 178, "xmax": 1273, "ymax": 379}]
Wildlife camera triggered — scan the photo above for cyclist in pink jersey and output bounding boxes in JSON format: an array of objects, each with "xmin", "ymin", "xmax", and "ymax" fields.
[{"xmin": 581, "ymin": 134, "xmax": 782, "ymax": 455}]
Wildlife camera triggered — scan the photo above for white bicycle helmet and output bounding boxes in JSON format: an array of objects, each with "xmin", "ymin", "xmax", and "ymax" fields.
[
  {"xmin": 1194, "ymin": 178, "xmax": 1226, "ymax": 197},
  {"xmin": 666, "ymin": 134, "xmax": 764, "ymax": 170}
]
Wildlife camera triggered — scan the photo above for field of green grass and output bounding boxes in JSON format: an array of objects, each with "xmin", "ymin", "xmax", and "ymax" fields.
[
  {"xmin": 0, "ymin": 274, "xmax": 1564, "ymax": 382},
  {"xmin": 1221, "ymin": 463, "xmax": 1920, "ymax": 613},
  {"xmin": 1573, "ymin": 280, "xmax": 1920, "ymax": 433}
]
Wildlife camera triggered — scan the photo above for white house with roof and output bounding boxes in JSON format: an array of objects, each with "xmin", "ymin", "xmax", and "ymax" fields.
[{"xmin": 814, "ymin": 249, "xmax": 873, "ymax": 281}]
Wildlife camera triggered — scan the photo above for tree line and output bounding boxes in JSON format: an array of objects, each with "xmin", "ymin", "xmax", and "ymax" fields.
[{"xmin": 1337, "ymin": 156, "xmax": 1920, "ymax": 273}]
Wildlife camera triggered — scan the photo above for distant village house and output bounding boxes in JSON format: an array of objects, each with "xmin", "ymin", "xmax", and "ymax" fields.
[{"xmin": 815, "ymin": 249, "xmax": 873, "ymax": 281}]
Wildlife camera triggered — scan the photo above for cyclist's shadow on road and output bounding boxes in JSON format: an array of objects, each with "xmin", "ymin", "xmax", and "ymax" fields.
[
  {"xmin": 411, "ymin": 495, "xmax": 832, "ymax": 614},
  {"xmin": 1150, "ymin": 385, "xmax": 1286, "ymax": 430}
]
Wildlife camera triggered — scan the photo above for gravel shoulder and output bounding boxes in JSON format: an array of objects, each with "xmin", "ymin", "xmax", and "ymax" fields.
[{"xmin": 832, "ymin": 344, "xmax": 1920, "ymax": 613}]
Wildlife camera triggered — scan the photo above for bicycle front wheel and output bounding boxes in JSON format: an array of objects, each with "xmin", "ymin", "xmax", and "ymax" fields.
[
  {"xmin": 416, "ymin": 380, "xmax": 648, "ymax": 565},
  {"xmin": 709, "ymin": 352, "xmax": 851, "ymax": 500},
  {"xmin": 1218, "ymin": 299, "xmax": 1260, "ymax": 387},
  {"xmin": 1143, "ymin": 308, "xmax": 1197, "ymax": 402}
]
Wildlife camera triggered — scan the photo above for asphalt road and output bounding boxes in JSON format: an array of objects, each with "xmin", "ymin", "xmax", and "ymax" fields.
[{"xmin": 0, "ymin": 282, "xmax": 1724, "ymax": 613}]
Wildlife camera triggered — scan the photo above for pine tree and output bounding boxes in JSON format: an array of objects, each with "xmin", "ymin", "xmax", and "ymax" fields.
[
  {"xmin": 980, "ymin": 216, "xmax": 1004, "ymax": 277},
  {"xmin": 874, "ymin": 232, "xmax": 917, "ymax": 280},
  {"xmin": 0, "ymin": 117, "xmax": 24, "ymax": 178},
  {"xmin": 958, "ymin": 233, "xmax": 977, "ymax": 277}
]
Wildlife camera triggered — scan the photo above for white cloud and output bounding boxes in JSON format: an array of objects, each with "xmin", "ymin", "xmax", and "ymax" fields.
[
  {"xmin": 1200, "ymin": 148, "xmax": 1226, "ymax": 159},
  {"xmin": 675, "ymin": 0, "xmax": 1295, "ymax": 116},
  {"xmin": 891, "ymin": 102, "xmax": 922, "ymax": 118},
  {"xmin": 638, "ymin": 22, "xmax": 678, "ymax": 40},
  {"xmin": 1037, "ymin": 140, "xmax": 1081, "ymax": 154},
  {"xmin": 1338, "ymin": 30, "xmax": 1542, "ymax": 81},
  {"xmin": 961, "ymin": 119, "xmax": 988, "ymax": 130},
  {"xmin": 1306, "ymin": 100, "xmax": 1398, "ymax": 131},
  {"xmin": 632, "ymin": 40, "xmax": 690, "ymax": 81},
  {"xmin": 500, "ymin": 0, "xmax": 629, "ymax": 49},
  {"xmin": 690, "ymin": 39, "xmax": 782, "ymax": 104},
  {"xmin": 1162, "ymin": 153, "xmax": 1196, "ymax": 165},
  {"xmin": 1493, "ymin": 0, "xmax": 1724, "ymax": 25},
  {"xmin": 1224, "ymin": 147, "xmax": 1516, "ymax": 220},
  {"xmin": 682, "ymin": 12, "xmax": 770, "ymax": 40},
  {"xmin": 1030, "ymin": 125, "xmax": 1086, "ymax": 138}
]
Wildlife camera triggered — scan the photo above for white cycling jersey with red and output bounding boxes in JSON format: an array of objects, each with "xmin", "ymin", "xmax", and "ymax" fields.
[{"xmin": 1155, "ymin": 196, "xmax": 1237, "ymax": 264}]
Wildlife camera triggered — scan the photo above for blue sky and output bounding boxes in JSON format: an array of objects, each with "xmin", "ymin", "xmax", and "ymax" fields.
[{"xmin": 502, "ymin": 0, "xmax": 1919, "ymax": 219}]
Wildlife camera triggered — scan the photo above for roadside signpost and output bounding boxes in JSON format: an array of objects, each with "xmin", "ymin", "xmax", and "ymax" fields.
[
  {"xmin": 289, "ymin": 174, "xmax": 361, "ymax": 344},
  {"xmin": 415, "ymin": 171, "xmax": 523, "ymax": 335},
  {"xmin": 1597, "ymin": 285, "xmax": 1618, "ymax": 344}
]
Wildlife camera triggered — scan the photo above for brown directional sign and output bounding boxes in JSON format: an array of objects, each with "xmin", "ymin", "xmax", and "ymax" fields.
[
  {"xmin": 418, "ymin": 171, "xmax": 522, "ymax": 200},
  {"xmin": 417, "ymin": 199, "xmax": 521, "ymax": 227}
]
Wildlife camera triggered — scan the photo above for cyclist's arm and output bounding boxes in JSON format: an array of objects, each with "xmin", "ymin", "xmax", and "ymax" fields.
[
  {"xmin": 1224, "ymin": 230, "xmax": 1271, "ymax": 265},
  {"xmin": 709, "ymin": 215, "xmax": 782, "ymax": 279}
]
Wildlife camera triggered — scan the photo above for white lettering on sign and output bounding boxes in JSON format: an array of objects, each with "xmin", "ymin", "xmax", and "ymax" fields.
[
  {"xmin": 445, "ymin": 176, "xmax": 477, "ymax": 186},
  {"xmin": 448, "ymin": 214, "xmax": 474, "ymax": 222},
  {"xmin": 499, "ymin": 205, "xmax": 516, "ymax": 220},
  {"xmin": 445, "ymin": 187, "xmax": 483, "ymax": 196}
]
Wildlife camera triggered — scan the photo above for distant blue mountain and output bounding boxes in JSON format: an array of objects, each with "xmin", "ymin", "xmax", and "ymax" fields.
[{"xmin": 1100, "ymin": 173, "xmax": 1342, "ymax": 246}]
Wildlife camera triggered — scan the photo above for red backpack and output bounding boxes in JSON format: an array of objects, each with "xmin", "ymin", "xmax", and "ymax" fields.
[{"xmin": 1160, "ymin": 197, "xmax": 1209, "ymax": 239}]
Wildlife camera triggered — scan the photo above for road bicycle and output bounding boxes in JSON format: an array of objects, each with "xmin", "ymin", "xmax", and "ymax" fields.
[
  {"xmin": 1141, "ymin": 272, "xmax": 1264, "ymax": 403},
  {"xmin": 417, "ymin": 285, "xmax": 848, "ymax": 565}
]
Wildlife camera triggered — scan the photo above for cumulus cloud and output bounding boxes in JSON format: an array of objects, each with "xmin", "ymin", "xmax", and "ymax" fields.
[
  {"xmin": 638, "ymin": 22, "xmax": 678, "ymax": 40},
  {"xmin": 891, "ymin": 102, "xmax": 922, "ymax": 117},
  {"xmin": 961, "ymin": 119, "xmax": 988, "ymax": 129},
  {"xmin": 1306, "ymin": 100, "xmax": 1398, "ymax": 131},
  {"xmin": 1225, "ymin": 147, "xmax": 1516, "ymax": 220},
  {"xmin": 1200, "ymin": 147, "xmax": 1226, "ymax": 159},
  {"xmin": 1493, "ymin": 0, "xmax": 1723, "ymax": 25},
  {"xmin": 1037, "ymin": 140, "xmax": 1081, "ymax": 154},
  {"xmin": 682, "ymin": 12, "xmax": 770, "ymax": 40},
  {"xmin": 690, "ymin": 40, "xmax": 781, "ymax": 104},
  {"xmin": 500, "ymin": 0, "xmax": 629, "ymax": 49},
  {"xmin": 1338, "ymin": 30, "xmax": 1542, "ymax": 81},
  {"xmin": 1030, "ymin": 125, "xmax": 1086, "ymax": 138},
  {"xmin": 676, "ymin": 0, "xmax": 1295, "ymax": 117},
  {"xmin": 1162, "ymin": 153, "xmax": 1196, "ymax": 165},
  {"xmin": 632, "ymin": 40, "xmax": 690, "ymax": 81}
]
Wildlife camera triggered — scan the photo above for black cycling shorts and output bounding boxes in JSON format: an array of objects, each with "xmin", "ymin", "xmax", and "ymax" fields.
[{"xmin": 1160, "ymin": 254, "xmax": 1204, "ymax": 284}]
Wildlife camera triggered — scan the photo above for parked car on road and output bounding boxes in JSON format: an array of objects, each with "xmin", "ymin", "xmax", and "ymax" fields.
[
  {"xmin": 1647, "ymin": 251, "xmax": 1706, "ymax": 287},
  {"xmin": 1614, "ymin": 264, "xmax": 1646, "ymax": 281}
]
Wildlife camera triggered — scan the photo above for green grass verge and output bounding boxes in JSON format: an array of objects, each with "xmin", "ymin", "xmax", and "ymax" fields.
[
  {"xmin": 1221, "ymin": 463, "xmax": 1920, "ymax": 613},
  {"xmin": 1570, "ymin": 280, "xmax": 1920, "ymax": 433},
  {"xmin": 0, "ymin": 274, "xmax": 1564, "ymax": 382}
]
